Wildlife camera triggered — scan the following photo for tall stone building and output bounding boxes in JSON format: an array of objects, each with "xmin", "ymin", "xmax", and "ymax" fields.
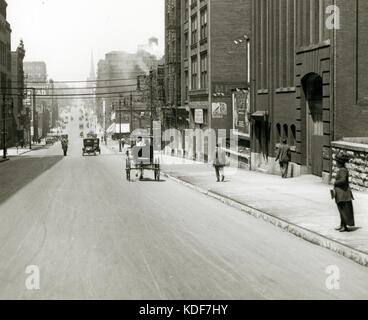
[
  {"xmin": 11, "ymin": 40, "xmax": 26, "ymax": 144},
  {"xmin": 250, "ymin": 0, "xmax": 368, "ymax": 186},
  {"xmin": 24, "ymin": 61, "xmax": 49, "ymax": 139},
  {"xmin": 0, "ymin": 0, "xmax": 13, "ymax": 149},
  {"xmin": 96, "ymin": 48, "xmax": 159, "ymax": 131},
  {"xmin": 164, "ymin": 0, "xmax": 182, "ymax": 128}
]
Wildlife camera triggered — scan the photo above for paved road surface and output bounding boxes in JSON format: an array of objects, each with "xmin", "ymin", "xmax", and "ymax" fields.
[{"xmin": 0, "ymin": 113, "xmax": 368, "ymax": 299}]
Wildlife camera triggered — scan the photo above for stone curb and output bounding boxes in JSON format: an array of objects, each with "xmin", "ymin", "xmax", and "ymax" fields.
[{"xmin": 161, "ymin": 171, "xmax": 368, "ymax": 268}]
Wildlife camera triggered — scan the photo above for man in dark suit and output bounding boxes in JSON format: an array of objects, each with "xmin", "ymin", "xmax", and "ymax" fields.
[
  {"xmin": 275, "ymin": 139, "xmax": 291, "ymax": 179},
  {"xmin": 212, "ymin": 144, "xmax": 227, "ymax": 182},
  {"xmin": 334, "ymin": 154, "xmax": 355, "ymax": 232}
]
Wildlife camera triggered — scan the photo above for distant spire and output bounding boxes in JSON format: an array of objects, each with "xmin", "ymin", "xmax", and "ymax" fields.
[{"xmin": 89, "ymin": 50, "xmax": 96, "ymax": 81}]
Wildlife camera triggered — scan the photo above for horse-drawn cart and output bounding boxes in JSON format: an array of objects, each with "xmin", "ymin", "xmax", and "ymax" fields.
[{"xmin": 125, "ymin": 137, "xmax": 160, "ymax": 182}]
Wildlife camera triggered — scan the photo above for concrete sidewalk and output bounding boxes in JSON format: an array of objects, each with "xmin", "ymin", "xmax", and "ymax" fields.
[
  {"xmin": 103, "ymin": 139, "xmax": 368, "ymax": 266},
  {"xmin": 160, "ymin": 157, "xmax": 368, "ymax": 267},
  {"xmin": 6, "ymin": 143, "xmax": 46, "ymax": 157}
]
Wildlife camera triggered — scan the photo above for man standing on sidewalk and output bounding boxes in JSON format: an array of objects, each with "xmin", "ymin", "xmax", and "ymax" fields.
[
  {"xmin": 212, "ymin": 144, "xmax": 226, "ymax": 182},
  {"xmin": 334, "ymin": 154, "xmax": 355, "ymax": 232},
  {"xmin": 276, "ymin": 139, "xmax": 291, "ymax": 179}
]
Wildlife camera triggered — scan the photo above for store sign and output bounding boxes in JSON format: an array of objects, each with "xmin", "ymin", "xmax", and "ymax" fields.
[
  {"xmin": 36, "ymin": 85, "xmax": 48, "ymax": 96},
  {"xmin": 23, "ymin": 89, "xmax": 33, "ymax": 107},
  {"xmin": 212, "ymin": 102, "xmax": 227, "ymax": 119},
  {"xmin": 233, "ymin": 90, "xmax": 250, "ymax": 136},
  {"xmin": 194, "ymin": 109, "xmax": 204, "ymax": 124}
]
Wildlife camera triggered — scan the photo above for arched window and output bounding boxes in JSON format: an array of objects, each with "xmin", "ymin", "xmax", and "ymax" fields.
[
  {"xmin": 290, "ymin": 124, "xmax": 296, "ymax": 146},
  {"xmin": 283, "ymin": 124, "xmax": 289, "ymax": 141},
  {"xmin": 276, "ymin": 123, "xmax": 281, "ymax": 143}
]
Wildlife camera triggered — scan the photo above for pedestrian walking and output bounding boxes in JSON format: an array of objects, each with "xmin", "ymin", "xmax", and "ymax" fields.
[
  {"xmin": 121, "ymin": 138, "xmax": 126, "ymax": 150},
  {"xmin": 61, "ymin": 139, "xmax": 68, "ymax": 157},
  {"xmin": 275, "ymin": 139, "xmax": 291, "ymax": 179},
  {"xmin": 212, "ymin": 144, "xmax": 226, "ymax": 182},
  {"xmin": 333, "ymin": 154, "xmax": 355, "ymax": 232}
]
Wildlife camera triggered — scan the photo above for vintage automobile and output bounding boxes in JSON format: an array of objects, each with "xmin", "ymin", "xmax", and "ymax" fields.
[
  {"xmin": 46, "ymin": 136, "xmax": 55, "ymax": 145},
  {"xmin": 82, "ymin": 138, "xmax": 98, "ymax": 156}
]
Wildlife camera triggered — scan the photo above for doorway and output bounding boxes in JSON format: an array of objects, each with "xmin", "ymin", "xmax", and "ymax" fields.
[{"xmin": 302, "ymin": 73, "xmax": 323, "ymax": 177}]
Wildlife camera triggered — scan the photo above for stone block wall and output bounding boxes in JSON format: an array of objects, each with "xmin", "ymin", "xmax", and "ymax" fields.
[{"xmin": 331, "ymin": 141, "xmax": 368, "ymax": 193}]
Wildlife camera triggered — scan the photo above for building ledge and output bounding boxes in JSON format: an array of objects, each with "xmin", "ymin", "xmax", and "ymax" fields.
[
  {"xmin": 275, "ymin": 87, "xmax": 296, "ymax": 93},
  {"xmin": 296, "ymin": 40, "xmax": 331, "ymax": 54},
  {"xmin": 332, "ymin": 140, "xmax": 368, "ymax": 153},
  {"xmin": 189, "ymin": 89, "xmax": 209, "ymax": 97}
]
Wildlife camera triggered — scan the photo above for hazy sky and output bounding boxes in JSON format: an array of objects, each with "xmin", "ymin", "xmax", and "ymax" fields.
[{"xmin": 7, "ymin": 0, "xmax": 165, "ymax": 81}]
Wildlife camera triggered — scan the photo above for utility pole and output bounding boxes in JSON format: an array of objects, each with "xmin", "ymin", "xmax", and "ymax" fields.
[
  {"xmin": 2, "ymin": 94, "xmax": 7, "ymax": 159},
  {"xmin": 130, "ymin": 92, "xmax": 133, "ymax": 133},
  {"xmin": 104, "ymin": 100, "xmax": 107, "ymax": 146},
  {"xmin": 119, "ymin": 97, "xmax": 122, "ymax": 152},
  {"xmin": 29, "ymin": 87, "xmax": 37, "ymax": 143},
  {"xmin": 150, "ymin": 71, "xmax": 153, "ymax": 138}
]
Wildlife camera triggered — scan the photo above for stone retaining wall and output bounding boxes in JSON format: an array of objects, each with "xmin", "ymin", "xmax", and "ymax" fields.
[{"xmin": 331, "ymin": 140, "xmax": 368, "ymax": 192}]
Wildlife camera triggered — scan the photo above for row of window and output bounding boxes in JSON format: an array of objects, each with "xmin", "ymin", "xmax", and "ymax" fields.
[
  {"xmin": 0, "ymin": 41, "xmax": 11, "ymax": 70},
  {"xmin": 190, "ymin": 52, "xmax": 208, "ymax": 91},
  {"xmin": 187, "ymin": 7, "xmax": 207, "ymax": 46},
  {"xmin": 276, "ymin": 123, "xmax": 296, "ymax": 146}
]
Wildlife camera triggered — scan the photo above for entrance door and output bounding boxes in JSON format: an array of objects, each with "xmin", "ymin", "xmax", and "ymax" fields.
[{"xmin": 303, "ymin": 74, "xmax": 323, "ymax": 177}]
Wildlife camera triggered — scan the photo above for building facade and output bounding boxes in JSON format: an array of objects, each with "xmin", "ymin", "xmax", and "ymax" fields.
[
  {"xmin": 96, "ymin": 49, "xmax": 159, "ymax": 133},
  {"xmin": 181, "ymin": 0, "xmax": 250, "ymax": 141},
  {"xmin": 250, "ymin": 0, "xmax": 368, "ymax": 183},
  {"xmin": 0, "ymin": 0, "xmax": 13, "ymax": 149},
  {"xmin": 24, "ymin": 61, "xmax": 50, "ymax": 140},
  {"xmin": 11, "ymin": 40, "xmax": 27, "ymax": 145},
  {"xmin": 165, "ymin": 0, "xmax": 182, "ymax": 128}
]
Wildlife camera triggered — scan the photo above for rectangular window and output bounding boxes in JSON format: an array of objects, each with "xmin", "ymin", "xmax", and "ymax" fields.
[
  {"xmin": 200, "ymin": 52, "xmax": 208, "ymax": 89},
  {"xmin": 200, "ymin": 8, "xmax": 208, "ymax": 40},
  {"xmin": 191, "ymin": 14, "xmax": 198, "ymax": 44},
  {"xmin": 191, "ymin": 56, "xmax": 198, "ymax": 90},
  {"xmin": 184, "ymin": 0, "xmax": 189, "ymax": 21},
  {"xmin": 184, "ymin": 32, "xmax": 189, "ymax": 58},
  {"xmin": 185, "ymin": 71, "xmax": 189, "ymax": 100}
]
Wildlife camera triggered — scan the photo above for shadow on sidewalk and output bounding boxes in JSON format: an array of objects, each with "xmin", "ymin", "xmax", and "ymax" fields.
[{"xmin": 0, "ymin": 156, "xmax": 63, "ymax": 206}]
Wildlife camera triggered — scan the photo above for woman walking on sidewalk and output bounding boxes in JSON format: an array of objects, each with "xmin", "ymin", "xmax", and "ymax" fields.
[{"xmin": 334, "ymin": 154, "xmax": 355, "ymax": 232}]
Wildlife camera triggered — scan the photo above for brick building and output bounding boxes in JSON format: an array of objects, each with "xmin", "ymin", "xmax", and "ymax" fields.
[
  {"xmin": 164, "ymin": 0, "xmax": 182, "ymax": 128},
  {"xmin": 180, "ymin": 0, "xmax": 250, "ymax": 139},
  {"xmin": 250, "ymin": 0, "xmax": 368, "ymax": 183}
]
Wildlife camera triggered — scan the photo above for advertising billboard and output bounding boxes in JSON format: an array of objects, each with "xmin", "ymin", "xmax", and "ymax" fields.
[{"xmin": 233, "ymin": 90, "xmax": 250, "ymax": 136}]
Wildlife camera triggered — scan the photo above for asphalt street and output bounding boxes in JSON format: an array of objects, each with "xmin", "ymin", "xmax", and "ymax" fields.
[{"xmin": 0, "ymin": 116, "xmax": 368, "ymax": 300}]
